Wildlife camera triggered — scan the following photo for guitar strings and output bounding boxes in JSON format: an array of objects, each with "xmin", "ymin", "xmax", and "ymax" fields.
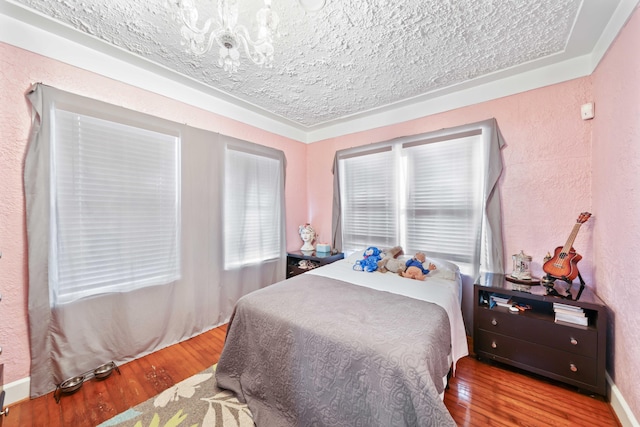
[
  {"xmin": 551, "ymin": 213, "xmax": 591, "ymax": 270},
  {"xmin": 553, "ymin": 223, "xmax": 581, "ymax": 268}
]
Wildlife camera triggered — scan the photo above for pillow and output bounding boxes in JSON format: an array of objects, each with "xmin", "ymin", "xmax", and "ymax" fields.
[
  {"xmin": 346, "ymin": 250, "xmax": 459, "ymax": 280},
  {"xmin": 425, "ymin": 257, "xmax": 459, "ymax": 280},
  {"xmin": 344, "ymin": 249, "xmax": 366, "ymax": 264}
]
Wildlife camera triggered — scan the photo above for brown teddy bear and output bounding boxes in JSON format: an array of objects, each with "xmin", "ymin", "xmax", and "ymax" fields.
[
  {"xmin": 401, "ymin": 252, "xmax": 437, "ymax": 280},
  {"xmin": 377, "ymin": 246, "xmax": 405, "ymax": 273}
]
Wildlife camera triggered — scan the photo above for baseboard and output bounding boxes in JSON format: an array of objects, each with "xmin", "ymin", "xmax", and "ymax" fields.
[
  {"xmin": 608, "ymin": 372, "xmax": 640, "ymax": 427},
  {"xmin": 3, "ymin": 376, "xmax": 30, "ymax": 406}
]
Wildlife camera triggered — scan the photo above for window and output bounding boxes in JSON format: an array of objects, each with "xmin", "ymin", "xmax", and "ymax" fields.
[
  {"xmin": 51, "ymin": 108, "xmax": 180, "ymax": 305},
  {"xmin": 339, "ymin": 147, "xmax": 397, "ymax": 250},
  {"xmin": 337, "ymin": 122, "xmax": 504, "ymax": 276},
  {"xmin": 25, "ymin": 84, "xmax": 288, "ymax": 397},
  {"xmin": 224, "ymin": 145, "xmax": 284, "ymax": 268},
  {"xmin": 403, "ymin": 132, "xmax": 483, "ymax": 267}
]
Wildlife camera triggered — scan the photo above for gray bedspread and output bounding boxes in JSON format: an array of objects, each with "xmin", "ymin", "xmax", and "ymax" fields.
[{"xmin": 215, "ymin": 274, "xmax": 455, "ymax": 427}]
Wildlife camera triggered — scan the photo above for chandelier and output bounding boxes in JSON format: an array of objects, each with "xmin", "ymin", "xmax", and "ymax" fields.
[
  {"xmin": 169, "ymin": 0, "xmax": 326, "ymax": 73},
  {"xmin": 169, "ymin": 0, "xmax": 280, "ymax": 73}
]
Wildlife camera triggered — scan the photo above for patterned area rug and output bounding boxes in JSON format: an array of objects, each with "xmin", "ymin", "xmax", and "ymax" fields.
[{"xmin": 98, "ymin": 365, "xmax": 254, "ymax": 427}]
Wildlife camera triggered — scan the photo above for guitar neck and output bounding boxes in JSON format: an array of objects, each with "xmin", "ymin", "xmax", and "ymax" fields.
[{"xmin": 560, "ymin": 223, "xmax": 583, "ymax": 255}]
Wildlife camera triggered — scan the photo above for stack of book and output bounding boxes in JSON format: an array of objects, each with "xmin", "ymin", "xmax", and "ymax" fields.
[
  {"xmin": 553, "ymin": 302, "xmax": 588, "ymax": 326},
  {"xmin": 490, "ymin": 294, "xmax": 512, "ymax": 309}
]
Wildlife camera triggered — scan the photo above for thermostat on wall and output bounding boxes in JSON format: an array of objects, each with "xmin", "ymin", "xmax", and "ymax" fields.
[{"xmin": 581, "ymin": 102, "xmax": 595, "ymax": 120}]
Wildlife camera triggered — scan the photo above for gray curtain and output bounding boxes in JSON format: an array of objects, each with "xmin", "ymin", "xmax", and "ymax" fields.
[
  {"xmin": 331, "ymin": 118, "xmax": 505, "ymax": 275},
  {"xmin": 24, "ymin": 84, "xmax": 286, "ymax": 397},
  {"xmin": 479, "ymin": 118, "xmax": 506, "ymax": 275},
  {"xmin": 331, "ymin": 154, "xmax": 342, "ymax": 252}
]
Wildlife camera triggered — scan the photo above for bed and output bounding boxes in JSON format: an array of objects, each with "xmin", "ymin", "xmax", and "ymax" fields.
[{"xmin": 215, "ymin": 252, "xmax": 468, "ymax": 426}]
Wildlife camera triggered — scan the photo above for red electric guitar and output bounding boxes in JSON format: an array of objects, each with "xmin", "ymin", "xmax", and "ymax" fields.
[{"xmin": 543, "ymin": 212, "xmax": 591, "ymax": 282}]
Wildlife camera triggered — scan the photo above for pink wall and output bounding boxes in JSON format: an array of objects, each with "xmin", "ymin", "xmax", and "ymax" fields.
[
  {"xmin": 0, "ymin": 43, "xmax": 308, "ymax": 384},
  {"xmin": 592, "ymin": 8, "xmax": 640, "ymax": 419}
]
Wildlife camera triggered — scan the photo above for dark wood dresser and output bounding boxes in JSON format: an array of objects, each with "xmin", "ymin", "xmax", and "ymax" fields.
[{"xmin": 474, "ymin": 273, "xmax": 607, "ymax": 396}]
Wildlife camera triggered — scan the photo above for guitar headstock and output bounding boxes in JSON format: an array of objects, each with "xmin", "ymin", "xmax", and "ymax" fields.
[{"xmin": 577, "ymin": 212, "xmax": 592, "ymax": 224}]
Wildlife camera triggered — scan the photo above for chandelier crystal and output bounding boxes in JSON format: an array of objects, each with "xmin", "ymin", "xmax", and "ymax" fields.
[
  {"xmin": 298, "ymin": 0, "xmax": 326, "ymax": 12},
  {"xmin": 169, "ymin": 0, "xmax": 280, "ymax": 73}
]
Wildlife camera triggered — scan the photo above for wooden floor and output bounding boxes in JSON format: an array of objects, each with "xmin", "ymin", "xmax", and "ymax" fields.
[{"xmin": 4, "ymin": 325, "xmax": 620, "ymax": 427}]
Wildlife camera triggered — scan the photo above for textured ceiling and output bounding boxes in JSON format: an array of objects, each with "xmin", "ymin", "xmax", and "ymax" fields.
[{"xmin": 5, "ymin": 0, "xmax": 629, "ymax": 131}]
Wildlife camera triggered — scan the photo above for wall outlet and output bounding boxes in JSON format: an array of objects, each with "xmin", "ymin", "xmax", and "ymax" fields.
[{"xmin": 581, "ymin": 102, "xmax": 595, "ymax": 120}]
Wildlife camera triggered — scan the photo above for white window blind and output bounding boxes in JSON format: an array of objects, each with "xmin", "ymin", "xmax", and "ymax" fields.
[
  {"xmin": 339, "ymin": 147, "xmax": 398, "ymax": 252},
  {"xmin": 403, "ymin": 133, "xmax": 483, "ymax": 270},
  {"xmin": 224, "ymin": 146, "xmax": 283, "ymax": 268},
  {"xmin": 51, "ymin": 108, "xmax": 180, "ymax": 305}
]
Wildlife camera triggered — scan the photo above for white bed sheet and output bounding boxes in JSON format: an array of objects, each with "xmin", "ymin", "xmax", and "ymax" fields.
[{"xmin": 307, "ymin": 257, "xmax": 469, "ymax": 371}]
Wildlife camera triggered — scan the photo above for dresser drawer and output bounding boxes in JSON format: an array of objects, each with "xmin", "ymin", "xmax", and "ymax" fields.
[
  {"xmin": 476, "ymin": 330, "xmax": 597, "ymax": 387},
  {"xmin": 475, "ymin": 307, "xmax": 597, "ymax": 357}
]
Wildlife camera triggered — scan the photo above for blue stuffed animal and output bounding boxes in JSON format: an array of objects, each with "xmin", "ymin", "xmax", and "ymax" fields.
[{"xmin": 353, "ymin": 246, "xmax": 382, "ymax": 272}]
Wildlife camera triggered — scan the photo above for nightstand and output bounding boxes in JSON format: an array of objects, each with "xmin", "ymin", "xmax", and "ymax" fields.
[
  {"xmin": 474, "ymin": 273, "xmax": 607, "ymax": 396},
  {"xmin": 286, "ymin": 251, "xmax": 344, "ymax": 279}
]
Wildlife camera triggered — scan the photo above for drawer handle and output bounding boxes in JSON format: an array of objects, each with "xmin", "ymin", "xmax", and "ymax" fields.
[
  {"xmin": 491, "ymin": 341, "xmax": 497, "ymax": 349},
  {"xmin": 491, "ymin": 319, "xmax": 498, "ymax": 326},
  {"xmin": 570, "ymin": 338, "xmax": 578, "ymax": 346},
  {"xmin": 570, "ymin": 363, "xmax": 578, "ymax": 372}
]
